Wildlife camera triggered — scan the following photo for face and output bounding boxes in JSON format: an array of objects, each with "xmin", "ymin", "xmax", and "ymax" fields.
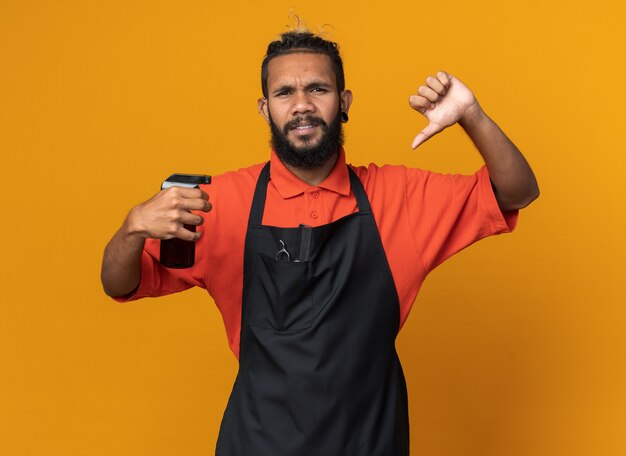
[{"xmin": 258, "ymin": 52, "xmax": 352, "ymax": 169}]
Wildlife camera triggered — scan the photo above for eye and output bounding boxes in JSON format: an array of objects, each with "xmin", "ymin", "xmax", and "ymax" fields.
[
  {"xmin": 311, "ymin": 87, "xmax": 327, "ymax": 93},
  {"xmin": 276, "ymin": 90, "xmax": 292, "ymax": 97}
]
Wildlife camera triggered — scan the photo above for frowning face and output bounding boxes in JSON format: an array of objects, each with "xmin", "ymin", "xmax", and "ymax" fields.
[{"xmin": 258, "ymin": 52, "xmax": 352, "ymax": 169}]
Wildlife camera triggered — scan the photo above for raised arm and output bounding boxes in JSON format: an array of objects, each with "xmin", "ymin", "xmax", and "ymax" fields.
[
  {"xmin": 409, "ymin": 71, "xmax": 539, "ymax": 210},
  {"xmin": 101, "ymin": 187, "xmax": 212, "ymax": 297}
]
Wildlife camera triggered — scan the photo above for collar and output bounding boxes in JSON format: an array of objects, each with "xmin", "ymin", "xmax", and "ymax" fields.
[{"xmin": 269, "ymin": 147, "xmax": 351, "ymax": 199}]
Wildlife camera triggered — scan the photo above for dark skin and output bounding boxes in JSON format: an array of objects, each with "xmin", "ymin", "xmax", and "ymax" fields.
[
  {"xmin": 101, "ymin": 186, "xmax": 211, "ymax": 297},
  {"xmin": 408, "ymin": 70, "xmax": 539, "ymax": 210},
  {"xmin": 257, "ymin": 53, "xmax": 353, "ymax": 186},
  {"xmin": 101, "ymin": 53, "xmax": 538, "ymax": 297}
]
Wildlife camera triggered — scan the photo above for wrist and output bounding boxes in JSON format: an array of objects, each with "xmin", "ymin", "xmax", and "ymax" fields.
[
  {"xmin": 459, "ymin": 102, "xmax": 487, "ymax": 131},
  {"xmin": 124, "ymin": 207, "xmax": 149, "ymax": 240}
]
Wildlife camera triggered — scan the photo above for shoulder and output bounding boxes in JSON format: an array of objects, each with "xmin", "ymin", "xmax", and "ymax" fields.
[
  {"xmin": 348, "ymin": 162, "xmax": 438, "ymax": 198},
  {"xmin": 200, "ymin": 162, "xmax": 266, "ymax": 202},
  {"xmin": 348, "ymin": 162, "xmax": 408, "ymax": 189},
  {"xmin": 347, "ymin": 161, "xmax": 488, "ymax": 203},
  {"xmin": 205, "ymin": 162, "xmax": 265, "ymax": 190},
  {"xmin": 348, "ymin": 162, "xmax": 444, "ymax": 183},
  {"xmin": 196, "ymin": 162, "xmax": 267, "ymax": 234}
]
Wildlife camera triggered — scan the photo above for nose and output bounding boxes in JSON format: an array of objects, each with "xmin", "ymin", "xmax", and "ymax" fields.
[{"xmin": 291, "ymin": 90, "xmax": 315, "ymax": 115}]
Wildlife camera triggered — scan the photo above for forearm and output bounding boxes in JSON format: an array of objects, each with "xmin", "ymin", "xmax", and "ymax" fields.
[
  {"xmin": 459, "ymin": 104, "xmax": 539, "ymax": 210},
  {"xmin": 101, "ymin": 186, "xmax": 211, "ymax": 297},
  {"xmin": 100, "ymin": 214, "xmax": 146, "ymax": 297}
]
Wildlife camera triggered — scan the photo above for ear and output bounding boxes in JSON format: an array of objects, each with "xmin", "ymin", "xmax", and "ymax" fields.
[
  {"xmin": 340, "ymin": 90, "xmax": 353, "ymax": 114},
  {"xmin": 258, "ymin": 97, "xmax": 270, "ymax": 124}
]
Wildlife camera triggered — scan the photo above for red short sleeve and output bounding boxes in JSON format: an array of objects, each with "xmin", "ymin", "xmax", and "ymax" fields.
[
  {"xmin": 405, "ymin": 165, "xmax": 518, "ymax": 273},
  {"xmin": 111, "ymin": 235, "xmax": 209, "ymax": 303}
]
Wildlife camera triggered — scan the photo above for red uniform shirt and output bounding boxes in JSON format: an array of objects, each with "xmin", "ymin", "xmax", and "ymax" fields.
[{"xmin": 117, "ymin": 148, "xmax": 517, "ymax": 359}]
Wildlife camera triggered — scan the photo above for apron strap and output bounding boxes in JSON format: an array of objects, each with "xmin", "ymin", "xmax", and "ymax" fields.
[
  {"xmin": 248, "ymin": 162, "xmax": 271, "ymax": 227},
  {"xmin": 247, "ymin": 160, "xmax": 372, "ymax": 227},
  {"xmin": 347, "ymin": 166, "xmax": 372, "ymax": 215}
]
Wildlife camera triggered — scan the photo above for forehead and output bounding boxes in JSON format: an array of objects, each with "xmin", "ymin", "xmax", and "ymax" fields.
[{"xmin": 266, "ymin": 52, "xmax": 336, "ymax": 88}]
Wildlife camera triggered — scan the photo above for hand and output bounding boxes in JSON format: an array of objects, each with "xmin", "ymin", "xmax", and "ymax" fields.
[
  {"xmin": 126, "ymin": 187, "xmax": 212, "ymax": 241},
  {"xmin": 409, "ymin": 71, "xmax": 480, "ymax": 149}
]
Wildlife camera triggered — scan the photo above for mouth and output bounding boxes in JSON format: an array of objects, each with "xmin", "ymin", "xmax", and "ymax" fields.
[
  {"xmin": 289, "ymin": 123, "xmax": 319, "ymax": 137},
  {"xmin": 289, "ymin": 120, "xmax": 317, "ymax": 130},
  {"xmin": 283, "ymin": 116, "xmax": 326, "ymax": 139},
  {"xmin": 290, "ymin": 123, "xmax": 317, "ymax": 130}
]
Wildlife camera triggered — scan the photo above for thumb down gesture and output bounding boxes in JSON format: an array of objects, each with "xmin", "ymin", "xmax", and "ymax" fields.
[{"xmin": 409, "ymin": 71, "xmax": 479, "ymax": 149}]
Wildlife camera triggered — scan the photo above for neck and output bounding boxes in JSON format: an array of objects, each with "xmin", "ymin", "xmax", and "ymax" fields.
[{"xmin": 284, "ymin": 152, "xmax": 338, "ymax": 186}]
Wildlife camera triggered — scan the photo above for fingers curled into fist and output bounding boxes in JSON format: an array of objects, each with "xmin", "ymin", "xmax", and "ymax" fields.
[
  {"xmin": 128, "ymin": 186, "xmax": 213, "ymax": 241},
  {"xmin": 409, "ymin": 71, "xmax": 452, "ymax": 113}
]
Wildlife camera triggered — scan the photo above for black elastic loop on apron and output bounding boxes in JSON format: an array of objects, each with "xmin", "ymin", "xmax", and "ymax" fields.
[{"xmin": 248, "ymin": 161, "xmax": 371, "ymax": 227}]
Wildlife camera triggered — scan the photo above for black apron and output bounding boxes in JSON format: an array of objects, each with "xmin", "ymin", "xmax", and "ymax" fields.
[{"xmin": 216, "ymin": 162, "xmax": 409, "ymax": 455}]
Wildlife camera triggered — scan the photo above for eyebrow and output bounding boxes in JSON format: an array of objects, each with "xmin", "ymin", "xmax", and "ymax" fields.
[{"xmin": 271, "ymin": 81, "xmax": 334, "ymax": 96}]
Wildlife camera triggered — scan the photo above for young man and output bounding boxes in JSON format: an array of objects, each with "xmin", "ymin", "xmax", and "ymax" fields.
[{"xmin": 102, "ymin": 31, "xmax": 538, "ymax": 455}]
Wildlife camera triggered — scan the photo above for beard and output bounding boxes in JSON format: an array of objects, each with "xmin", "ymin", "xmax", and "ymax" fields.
[{"xmin": 270, "ymin": 111, "xmax": 344, "ymax": 170}]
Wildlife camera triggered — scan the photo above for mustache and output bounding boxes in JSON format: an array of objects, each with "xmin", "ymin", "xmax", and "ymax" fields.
[{"xmin": 283, "ymin": 115, "xmax": 327, "ymax": 133}]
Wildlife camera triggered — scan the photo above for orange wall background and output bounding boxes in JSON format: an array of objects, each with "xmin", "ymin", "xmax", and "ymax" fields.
[{"xmin": 1, "ymin": 1, "xmax": 625, "ymax": 455}]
